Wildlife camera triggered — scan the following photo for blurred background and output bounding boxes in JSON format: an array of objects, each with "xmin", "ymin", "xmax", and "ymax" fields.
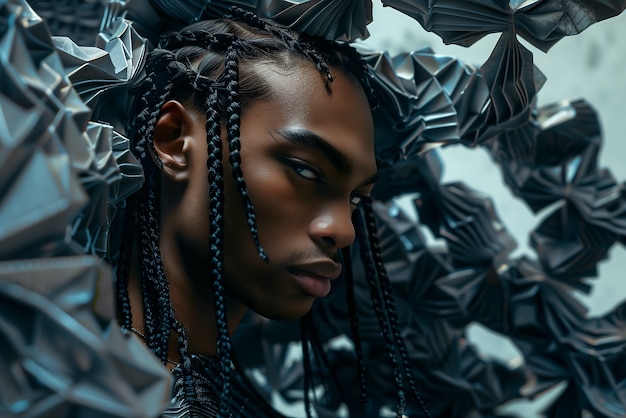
[{"xmin": 360, "ymin": 3, "xmax": 626, "ymax": 416}]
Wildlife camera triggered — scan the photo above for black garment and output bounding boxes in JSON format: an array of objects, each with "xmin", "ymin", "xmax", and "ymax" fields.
[{"xmin": 162, "ymin": 354, "xmax": 283, "ymax": 418}]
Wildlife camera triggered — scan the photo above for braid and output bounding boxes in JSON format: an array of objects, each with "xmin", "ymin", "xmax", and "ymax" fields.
[
  {"xmin": 160, "ymin": 30, "xmax": 220, "ymax": 51},
  {"xmin": 133, "ymin": 68, "xmax": 176, "ymax": 364},
  {"xmin": 299, "ymin": 40, "xmax": 334, "ymax": 91},
  {"xmin": 362, "ymin": 200, "xmax": 432, "ymax": 418},
  {"xmin": 341, "ymin": 246, "xmax": 371, "ymax": 413},
  {"xmin": 115, "ymin": 202, "xmax": 135, "ymax": 330},
  {"xmin": 354, "ymin": 206, "xmax": 406, "ymax": 418},
  {"xmin": 223, "ymin": 40, "xmax": 269, "ymax": 262},
  {"xmin": 203, "ymin": 86, "xmax": 234, "ymax": 417},
  {"xmin": 173, "ymin": 318, "xmax": 197, "ymax": 403},
  {"xmin": 127, "ymin": 53, "xmax": 181, "ymax": 365},
  {"xmin": 225, "ymin": 7, "xmax": 266, "ymax": 30}
]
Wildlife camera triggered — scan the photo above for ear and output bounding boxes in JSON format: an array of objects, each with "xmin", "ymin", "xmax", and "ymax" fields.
[{"xmin": 153, "ymin": 100, "xmax": 196, "ymax": 182}]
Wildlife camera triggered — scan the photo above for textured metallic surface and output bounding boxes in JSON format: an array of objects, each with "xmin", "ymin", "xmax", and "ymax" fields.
[
  {"xmin": 29, "ymin": 0, "xmax": 107, "ymax": 45},
  {"xmin": 0, "ymin": 256, "xmax": 171, "ymax": 417},
  {"xmin": 0, "ymin": 1, "xmax": 168, "ymax": 417}
]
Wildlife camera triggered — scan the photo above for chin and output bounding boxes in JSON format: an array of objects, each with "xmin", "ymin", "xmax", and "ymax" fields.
[{"xmin": 253, "ymin": 299, "xmax": 315, "ymax": 321}]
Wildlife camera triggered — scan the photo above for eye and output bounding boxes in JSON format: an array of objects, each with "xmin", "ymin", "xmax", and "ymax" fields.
[
  {"xmin": 295, "ymin": 165, "xmax": 320, "ymax": 181},
  {"xmin": 284, "ymin": 157, "xmax": 324, "ymax": 182}
]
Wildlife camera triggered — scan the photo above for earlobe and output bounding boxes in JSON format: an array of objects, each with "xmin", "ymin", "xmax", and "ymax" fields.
[{"xmin": 153, "ymin": 100, "xmax": 192, "ymax": 182}]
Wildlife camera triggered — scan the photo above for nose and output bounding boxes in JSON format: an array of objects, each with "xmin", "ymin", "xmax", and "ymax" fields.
[{"xmin": 309, "ymin": 205, "xmax": 356, "ymax": 250}]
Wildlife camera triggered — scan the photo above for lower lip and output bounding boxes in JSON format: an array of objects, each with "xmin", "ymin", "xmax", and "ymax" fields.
[{"xmin": 289, "ymin": 270, "xmax": 332, "ymax": 298}]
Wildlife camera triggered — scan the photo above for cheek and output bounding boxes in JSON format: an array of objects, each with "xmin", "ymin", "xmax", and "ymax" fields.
[{"xmin": 244, "ymin": 165, "xmax": 312, "ymax": 233}]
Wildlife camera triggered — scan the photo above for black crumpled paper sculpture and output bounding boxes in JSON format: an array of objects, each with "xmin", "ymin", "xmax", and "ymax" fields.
[
  {"xmin": 364, "ymin": 47, "xmax": 463, "ymax": 158},
  {"xmin": 363, "ymin": 35, "xmax": 543, "ymax": 173},
  {"xmin": 28, "ymin": 0, "xmax": 107, "ymax": 45},
  {"xmin": 257, "ymin": 0, "xmax": 372, "ymax": 41},
  {"xmin": 490, "ymin": 99, "xmax": 626, "ymax": 283},
  {"xmin": 382, "ymin": 0, "xmax": 626, "ymax": 52},
  {"xmin": 101, "ymin": 0, "xmax": 371, "ymax": 43},
  {"xmin": 558, "ymin": 301, "xmax": 626, "ymax": 417}
]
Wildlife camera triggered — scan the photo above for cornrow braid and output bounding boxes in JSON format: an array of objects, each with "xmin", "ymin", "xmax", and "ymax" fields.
[
  {"xmin": 301, "ymin": 41, "xmax": 334, "ymax": 91},
  {"xmin": 354, "ymin": 204, "xmax": 407, "ymax": 418},
  {"xmin": 362, "ymin": 199, "xmax": 432, "ymax": 418},
  {"xmin": 115, "ymin": 203, "xmax": 134, "ymax": 330},
  {"xmin": 223, "ymin": 39, "xmax": 269, "ymax": 262},
  {"xmin": 133, "ymin": 65, "xmax": 177, "ymax": 364},
  {"xmin": 203, "ymin": 85, "xmax": 234, "ymax": 418},
  {"xmin": 341, "ymin": 246, "xmax": 371, "ymax": 414},
  {"xmin": 225, "ymin": 7, "xmax": 266, "ymax": 30},
  {"xmin": 160, "ymin": 29, "xmax": 231, "ymax": 52}
]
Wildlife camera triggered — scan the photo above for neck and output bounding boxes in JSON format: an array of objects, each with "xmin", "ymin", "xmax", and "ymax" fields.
[{"xmin": 126, "ymin": 243, "xmax": 247, "ymax": 369}]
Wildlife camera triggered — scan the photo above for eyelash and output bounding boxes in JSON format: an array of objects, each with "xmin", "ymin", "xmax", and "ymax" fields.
[
  {"xmin": 284, "ymin": 157, "xmax": 369, "ymax": 207},
  {"xmin": 285, "ymin": 157, "xmax": 324, "ymax": 183}
]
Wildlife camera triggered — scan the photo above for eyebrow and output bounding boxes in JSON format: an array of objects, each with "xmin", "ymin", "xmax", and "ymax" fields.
[{"xmin": 271, "ymin": 128, "xmax": 378, "ymax": 185}]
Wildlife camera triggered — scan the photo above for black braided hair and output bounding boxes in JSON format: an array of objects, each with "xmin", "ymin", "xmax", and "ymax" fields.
[
  {"xmin": 115, "ymin": 200, "xmax": 135, "ymax": 330},
  {"xmin": 341, "ymin": 245, "xmax": 372, "ymax": 413},
  {"xmin": 117, "ymin": 13, "xmax": 379, "ymax": 418},
  {"xmin": 361, "ymin": 199, "xmax": 433, "ymax": 418},
  {"xmin": 354, "ymin": 204, "xmax": 407, "ymax": 418},
  {"xmin": 223, "ymin": 40, "xmax": 268, "ymax": 262},
  {"xmin": 131, "ymin": 57, "xmax": 179, "ymax": 364}
]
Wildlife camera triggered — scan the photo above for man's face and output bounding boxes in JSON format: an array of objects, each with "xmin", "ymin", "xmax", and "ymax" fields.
[{"xmin": 180, "ymin": 63, "xmax": 376, "ymax": 320}]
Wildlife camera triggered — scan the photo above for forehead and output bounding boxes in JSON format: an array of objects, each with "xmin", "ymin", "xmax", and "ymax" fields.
[{"xmin": 243, "ymin": 60, "xmax": 376, "ymax": 175}]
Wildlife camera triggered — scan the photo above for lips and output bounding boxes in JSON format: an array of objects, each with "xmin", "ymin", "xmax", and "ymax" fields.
[{"xmin": 288, "ymin": 261, "xmax": 342, "ymax": 298}]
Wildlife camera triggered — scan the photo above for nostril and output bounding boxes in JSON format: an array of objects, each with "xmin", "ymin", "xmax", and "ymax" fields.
[{"xmin": 321, "ymin": 236, "xmax": 336, "ymax": 247}]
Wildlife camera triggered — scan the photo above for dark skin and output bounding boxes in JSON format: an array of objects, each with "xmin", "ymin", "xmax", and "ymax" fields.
[{"xmin": 127, "ymin": 62, "xmax": 377, "ymax": 368}]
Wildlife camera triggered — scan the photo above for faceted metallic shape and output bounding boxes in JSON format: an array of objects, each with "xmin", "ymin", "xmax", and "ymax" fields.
[
  {"xmin": 501, "ymin": 258, "xmax": 588, "ymax": 391},
  {"xmin": 0, "ymin": 0, "xmax": 89, "ymax": 260},
  {"xmin": 0, "ymin": 142, "xmax": 87, "ymax": 259},
  {"xmin": 4, "ymin": 1, "xmax": 626, "ymax": 417},
  {"xmin": 102, "ymin": 0, "xmax": 369, "ymax": 42},
  {"xmin": 0, "ymin": 4, "xmax": 169, "ymax": 418},
  {"xmin": 0, "ymin": 256, "xmax": 171, "ymax": 418},
  {"xmin": 70, "ymin": 122, "xmax": 143, "ymax": 260},
  {"xmin": 371, "ymin": 149, "xmax": 444, "ymax": 201},
  {"xmin": 148, "ymin": 0, "xmax": 259, "ymax": 23}
]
